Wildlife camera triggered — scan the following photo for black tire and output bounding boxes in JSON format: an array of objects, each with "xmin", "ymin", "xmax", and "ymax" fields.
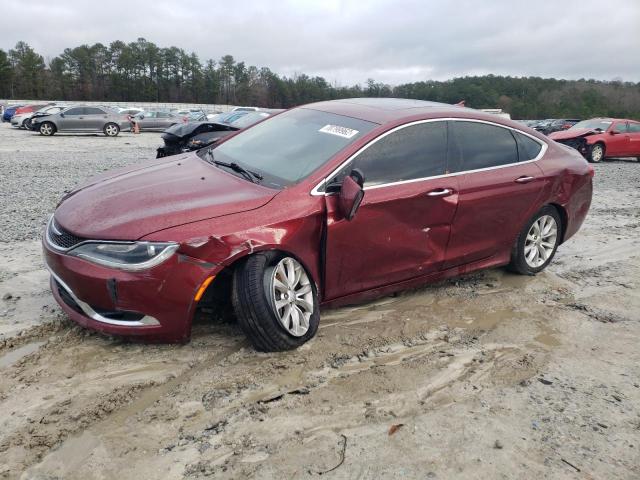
[
  {"xmin": 25, "ymin": 118, "xmax": 33, "ymax": 130},
  {"xmin": 509, "ymin": 206, "xmax": 562, "ymax": 275},
  {"xmin": 588, "ymin": 142, "xmax": 605, "ymax": 163},
  {"xmin": 39, "ymin": 122, "xmax": 56, "ymax": 136},
  {"xmin": 104, "ymin": 123, "xmax": 120, "ymax": 137},
  {"xmin": 232, "ymin": 251, "xmax": 320, "ymax": 352},
  {"xmin": 21, "ymin": 118, "xmax": 29, "ymax": 129}
]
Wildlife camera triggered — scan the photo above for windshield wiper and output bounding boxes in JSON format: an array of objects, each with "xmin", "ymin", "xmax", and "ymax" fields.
[{"xmin": 206, "ymin": 150, "xmax": 263, "ymax": 183}]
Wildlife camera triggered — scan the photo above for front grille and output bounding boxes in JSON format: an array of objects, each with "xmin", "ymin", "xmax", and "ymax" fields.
[{"xmin": 48, "ymin": 217, "xmax": 85, "ymax": 250}]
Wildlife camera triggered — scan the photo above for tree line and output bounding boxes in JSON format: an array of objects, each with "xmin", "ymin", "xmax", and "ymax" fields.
[{"xmin": 1, "ymin": 39, "xmax": 639, "ymax": 119}]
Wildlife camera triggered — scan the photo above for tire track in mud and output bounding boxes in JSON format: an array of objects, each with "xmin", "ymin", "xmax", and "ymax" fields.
[{"xmin": 1, "ymin": 325, "xmax": 247, "ymax": 479}]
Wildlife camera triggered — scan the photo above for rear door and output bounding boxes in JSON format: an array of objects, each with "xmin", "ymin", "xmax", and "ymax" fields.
[
  {"xmin": 627, "ymin": 121, "xmax": 640, "ymax": 156},
  {"xmin": 83, "ymin": 107, "xmax": 109, "ymax": 130},
  {"xmin": 324, "ymin": 120, "xmax": 459, "ymax": 299},
  {"xmin": 443, "ymin": 120, "xmax": 546, "ymax": 268}
]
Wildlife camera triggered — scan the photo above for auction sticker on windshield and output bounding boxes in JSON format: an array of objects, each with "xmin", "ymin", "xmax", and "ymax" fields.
[{"xmin": 319, "ymin": 124, "xmax": 359, "ymax": 139}]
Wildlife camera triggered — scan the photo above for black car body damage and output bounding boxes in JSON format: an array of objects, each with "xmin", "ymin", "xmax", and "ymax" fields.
[{"xmin": 156, "ymin": 122, "xmax": 237, "ymax": 158}]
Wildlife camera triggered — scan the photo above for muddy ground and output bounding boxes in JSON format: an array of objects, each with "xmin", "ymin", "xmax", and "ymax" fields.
[{"xmin": 0, "ymin": 124, "xmax": 639, "ymax": 479}]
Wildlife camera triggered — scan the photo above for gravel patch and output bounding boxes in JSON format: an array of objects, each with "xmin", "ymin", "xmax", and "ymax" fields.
[{"xmin": 0, "ymin": 124, "xmax": 161, "ymax": 242}]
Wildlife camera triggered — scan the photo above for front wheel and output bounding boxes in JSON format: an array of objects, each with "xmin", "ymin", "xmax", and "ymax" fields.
[
  {"xmin": 589, "ymin": 143, "xmax": 605, "ymax": 163},
  {"xmin": 232, "ymin": 252, "xmax": 320, "ymax": 352},
  {"xmin": 509, "ymin": 206, "xmax": 562, "ymax": 275},
  {"xmin": 104, "ymin": 123, "xmax": 120, "ymax": 137},
  {"xmin": 39, "ymin": 122, "xmax": 55, "ymax": 136}
]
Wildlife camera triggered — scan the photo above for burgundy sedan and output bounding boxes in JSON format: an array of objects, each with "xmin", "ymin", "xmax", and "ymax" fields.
[{"xmin": 43, "ymin": 98, "xmax": 593, "ymax": 351}]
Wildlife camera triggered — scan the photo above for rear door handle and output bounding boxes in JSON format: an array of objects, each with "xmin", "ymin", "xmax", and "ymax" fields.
[
  {"xmin": 515, "ymin": 176, "xmax": 535, "ymax": 184},
  {"xmin": 427, "ymin": 188, "xmax": 453, "ymax": 197}
]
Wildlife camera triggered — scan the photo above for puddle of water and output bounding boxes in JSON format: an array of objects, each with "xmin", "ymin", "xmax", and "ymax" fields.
[{"xmin": 0, "ymin": 341, "xmax": 44, "ymax": 368}]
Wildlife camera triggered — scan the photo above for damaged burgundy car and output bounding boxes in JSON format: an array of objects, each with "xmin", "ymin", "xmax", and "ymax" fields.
[
  {"xmin": 549, "ymin": 118, "xmax": 640, "ymax": 162},
  {"xmin": 43, "ymin": 98, "xmax": 593, "ymax": 351}
]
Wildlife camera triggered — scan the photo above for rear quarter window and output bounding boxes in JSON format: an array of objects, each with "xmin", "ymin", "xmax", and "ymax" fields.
[{"xmin": 513, "ymin": 131, "xmax": 543, "ymax": 161}]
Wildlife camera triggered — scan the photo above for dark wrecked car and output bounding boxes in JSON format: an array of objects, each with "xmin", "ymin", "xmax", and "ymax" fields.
[
  {"xmin": 549, "ymin": 118, "xmax": 640, "ymax": 162},
  {"xmin": 43, "ymin": 98, "xmax": 593, "ymax": 351},
  {"xmin": 156, "ymin": 111, "xmax": 274, "ymax": 158}
]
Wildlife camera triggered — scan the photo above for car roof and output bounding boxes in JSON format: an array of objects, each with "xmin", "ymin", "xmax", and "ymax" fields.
[{"xmin": 302, "ymin": 97, "xmax": 519, "ymax": 127}]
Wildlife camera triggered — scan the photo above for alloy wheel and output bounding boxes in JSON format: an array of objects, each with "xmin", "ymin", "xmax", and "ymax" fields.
[
  {"xmin": 269, "ymin": 257, "xmax": 313, "ymax": 337},
  {"xmin": 591, "ymin": 144, "xmax": 603, "ymax": 162},
  {"xmin": 524, "ymin": 215, "xmax": 558, "ymax": 268},
  {"xmin": 105, "ymin": 124, "xmax": 119, "ymax": 136},
  {"xmin": 40, "ymin": 123, "xmax": 53, "ymax": 135}
]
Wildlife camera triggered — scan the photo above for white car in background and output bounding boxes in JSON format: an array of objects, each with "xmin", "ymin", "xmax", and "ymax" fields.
[{"xmin": 11, "ymin": 105, "xmax": 66, "ymax": 129}]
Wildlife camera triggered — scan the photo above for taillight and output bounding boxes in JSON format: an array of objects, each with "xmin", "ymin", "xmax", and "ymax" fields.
[{"xmin": 588, "ymin": 165, "xmax": 595, "ymax": 178}]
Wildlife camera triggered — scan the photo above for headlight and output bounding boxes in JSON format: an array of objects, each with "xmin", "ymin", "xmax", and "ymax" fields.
[{"xmin": 68, "ymin": 242, "xmax": 178, "ymax": 271}]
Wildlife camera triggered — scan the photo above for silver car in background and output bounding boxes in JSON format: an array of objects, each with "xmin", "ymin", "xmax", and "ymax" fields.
[
  {"xmin": 33, "ymin": 105, "xmax": 131, "ymax": 136},
  {"xmin": 132, "ymin": 110, "xmax": 181, "ymax": 131}
]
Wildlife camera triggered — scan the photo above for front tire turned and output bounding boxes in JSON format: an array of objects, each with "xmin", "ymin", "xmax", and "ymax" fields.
[
  {"xmin": 232, "ymin": 252, "xmax": 320, "ymax": 352},
  {"xmin": 39, "ymin": 122, "xmax": 55, "ymax": 136},
  {"xmin": 509, "ymin": 206, "xmax": 562, "ymax": 275},
  {"xmin": 589, "ymin": 143, "xmax": 605, "ymax": 163}
]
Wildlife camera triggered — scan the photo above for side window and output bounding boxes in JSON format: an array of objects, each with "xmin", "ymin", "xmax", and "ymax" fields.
[
  {"xmin": 64, "ymin": 107, "xmax": 83, "ymax": 116},
  {"xmin": 146, "ymin": 111, "xmax": 157, "ymax": 118},
  {"xmin": 157, "ymin": 112, "xmax": 170, "ymax": 118},
  {"xmin": 448, "ymin": 121, "xmax": 518, "ymax": 172},
  {"xmin": 628, "ymin": 122, "xmax": 640, "ymax": 133},
  {"xmin": 613, "ymin": 122, "xmax": 628, "ymax": 133},
  {"xmin": 350, "ymin": 122, "xmax": 447, "ymax": 187},
  {"xmin": 84, "ymin": 107, "xmax": 105, "ymax": 115},
  {"xmin": 513, "ymin": 131, "xmax": 543, "ymax": 161}
]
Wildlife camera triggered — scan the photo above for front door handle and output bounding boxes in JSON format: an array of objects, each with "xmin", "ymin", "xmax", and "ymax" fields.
[
  {"xmin": 515, "ymin": 176, "xmax": 535, "ymax": 184},
  {"xmin": 427, "ymin": 188, "xmax": 453, "ymax": 197}
]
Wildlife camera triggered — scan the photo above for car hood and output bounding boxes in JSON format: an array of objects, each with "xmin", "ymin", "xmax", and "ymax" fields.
[
  {"xmin": 54, "ymin": 154, "xmax": 280, "ymax": 240},
  {"xmin": 549, "ymin": 128, "xmax": 600, "ymax": 140}
]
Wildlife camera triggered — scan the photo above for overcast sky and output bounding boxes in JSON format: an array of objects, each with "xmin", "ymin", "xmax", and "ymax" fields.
[{"xmin": 2, "ymin": 0, "xmax": 639, "ymax": 85}]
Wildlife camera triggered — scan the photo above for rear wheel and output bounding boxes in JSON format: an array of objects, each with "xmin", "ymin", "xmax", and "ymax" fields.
[
  {"xmin": 509, "ymin": 206, "xmax": 561, "ymax": 275},
  {"xmin": 104, "ymin": 123, "xmax": 120, "ymax": 137},
  {"xmin": 232, "ymin": 252, "xmax": 320, "ymax": 352},
  {"xmin": 589, "ymin": 143, "xmax": 605, "ymax": 163},
  {"xmin": 24, "ymin": 118, "xmax": 33, "ymax": 130},
  {"xmin": 39, "ymin": 122, "xmax": 55, "ymax": 136}
]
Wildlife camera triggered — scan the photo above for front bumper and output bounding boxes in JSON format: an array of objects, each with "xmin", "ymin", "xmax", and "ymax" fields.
[{"xmin": 43, "ymin": 236, "xmax": 218, "ymax": 343}]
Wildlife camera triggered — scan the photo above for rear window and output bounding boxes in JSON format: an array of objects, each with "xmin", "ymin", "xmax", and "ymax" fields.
[
  {"xmin": 84, "ymin": 107, "xmax": 105, "ymax": 115},
  {"xmin": 448, "ymin": 121, "xmax": 518, "ymax": 172}
]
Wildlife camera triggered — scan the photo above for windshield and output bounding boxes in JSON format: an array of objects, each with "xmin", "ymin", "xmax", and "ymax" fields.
[
  {"xmin": 571, "ymin": 119, "xmax": 612, "ymax": 131},
  {"xmin": 203, "ymin": 108, "xmax": 377, "ymax": 188},
  {"xmin": 229, "ymin": 112, "xmax": 270, "ymax": 129}
]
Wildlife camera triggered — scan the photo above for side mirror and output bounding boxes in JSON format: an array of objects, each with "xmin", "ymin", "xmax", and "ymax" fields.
[
  {"xmin": 60, "ymin": 113, "xmax": 65, "ymax": 117},
  {"xmin": 609, "ymin": 130, "xmax": 617, "ymax": 135},
  {"xmin": 339, "ymin": 169, "xmax": 365, "ymax": 221}
]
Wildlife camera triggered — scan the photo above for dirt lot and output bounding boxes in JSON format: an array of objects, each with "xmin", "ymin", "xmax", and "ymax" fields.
[{"xmin": 0, "ymin": 124, "xmax": 639, "ymax": 479}]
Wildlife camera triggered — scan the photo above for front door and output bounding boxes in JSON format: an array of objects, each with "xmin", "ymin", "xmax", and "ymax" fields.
[
  {"xmin": 606, "ymin": 122, "xmax": 630, "ymax": 156},
  {"xmin": 443, "ymin": 120, "xmax": 546, "ymax": 268},
  {"xmin": 59, "ymin": 107, "xmax": 85, "ymax": 131},
  {"xmin": 323, "ymin": 120, "xmax": 458, "ymax": 299}
]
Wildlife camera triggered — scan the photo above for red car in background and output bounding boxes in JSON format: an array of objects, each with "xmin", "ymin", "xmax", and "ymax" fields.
[
  {"xmin": 14, "ymin": 103, "xmax": 48, "ymax": 116},
  {"xmin": 43, "ymin": 98, "xmax": 593, "ymax": 351},
  {"xmin": 549, "ymin": 118, "xmax": 640, "ymax": 162}
]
